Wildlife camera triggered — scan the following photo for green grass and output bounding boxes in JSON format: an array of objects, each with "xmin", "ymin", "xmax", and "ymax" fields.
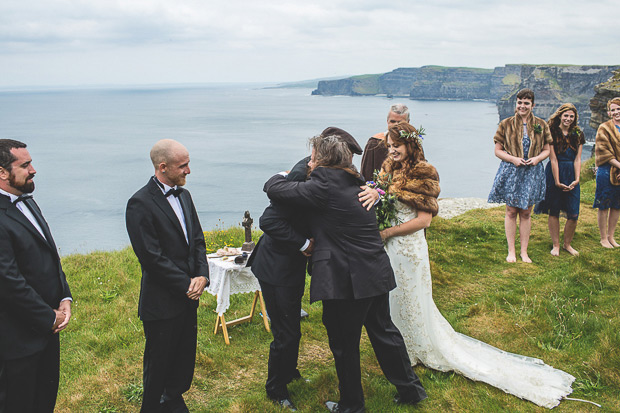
[{"xmin": 55, "ymin": 165, "xmax": 619, "ymax": 411}]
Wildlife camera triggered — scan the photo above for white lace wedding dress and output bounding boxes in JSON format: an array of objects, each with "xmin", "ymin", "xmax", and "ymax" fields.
[{"xmin": 385, "ymin": 201, "xmax": 575, "ymax": 408}]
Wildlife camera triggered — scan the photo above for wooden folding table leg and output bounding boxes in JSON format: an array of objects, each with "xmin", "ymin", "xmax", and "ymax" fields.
[{"xmin": 258, "ymin": 291, "xmax": 271, "ymax": 333}]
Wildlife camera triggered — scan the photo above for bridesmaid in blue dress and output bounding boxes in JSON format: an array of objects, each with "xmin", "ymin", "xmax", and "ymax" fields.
[
  {"xmin": 593, "ymin": 97, "xmax": 620, "ymax": 248},
  {"xmin": 535, "ymin": 103, "xmax": 584, "ymax": 256},
  {"xmin": 489, "ymin": 89, "xmax": 552, "ymax": 263}
]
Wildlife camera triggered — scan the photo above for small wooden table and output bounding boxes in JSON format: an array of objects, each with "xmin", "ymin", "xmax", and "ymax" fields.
[{"xmin": 206, "ymin": 256, "xmax": 270, "ymax": 345}]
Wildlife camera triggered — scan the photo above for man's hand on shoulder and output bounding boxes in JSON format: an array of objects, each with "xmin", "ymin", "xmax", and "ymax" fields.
[{"xmin": 187, "ymin": 276, "xmax": 208, "ymax": 300}]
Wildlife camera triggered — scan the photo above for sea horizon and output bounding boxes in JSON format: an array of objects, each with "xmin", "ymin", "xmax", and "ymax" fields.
[{"xmin": 0, "ymin": 84, "xmax": 593, "ymax": 255}]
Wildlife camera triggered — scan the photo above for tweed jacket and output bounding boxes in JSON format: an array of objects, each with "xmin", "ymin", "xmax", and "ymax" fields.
[
  {"xmin": 494, "ymin": 113, "xmax": 552, "ymax": 159},
  {"xmin": 594, "ymin": 120, "xmax": 620, "ymax": 167}
]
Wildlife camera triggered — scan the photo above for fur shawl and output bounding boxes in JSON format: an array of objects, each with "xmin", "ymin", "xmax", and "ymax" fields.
[
  {"xmin": 380, "ymin": 160, "xmax": 440, "ymax": 217},
  {"xmin": 494, "ymin": 113, "xmax": 552, "ymax": 159},
  {"xmin": 594, "ymin": 120, "xmax": 620, "ymax": 167}
]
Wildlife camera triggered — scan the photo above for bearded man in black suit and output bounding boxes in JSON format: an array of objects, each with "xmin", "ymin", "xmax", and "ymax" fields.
[
  {"xmin": 249, "ymin": 128, "xmax": 363, "ymax": 411},
  {"xmin": 0, "ymin": 139, "xmax": 72, "ymax": 412},
  {"xmin": 264, "ymin": 132, "xmax": 427, "ymax": 413},
  {"xmin": 126, "ymin": 139, "xmax": 209, "ymax": 413}
]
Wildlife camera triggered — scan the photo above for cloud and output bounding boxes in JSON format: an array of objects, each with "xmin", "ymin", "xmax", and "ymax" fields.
[{"xmin": 0, "ymin": 0, "xmax": 618, "ymax": 86}]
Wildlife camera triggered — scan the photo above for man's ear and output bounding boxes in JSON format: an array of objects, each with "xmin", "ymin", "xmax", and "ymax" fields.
[{"xmin": 0, "ymin": 166, "xmax": 8, "ymax": 181}]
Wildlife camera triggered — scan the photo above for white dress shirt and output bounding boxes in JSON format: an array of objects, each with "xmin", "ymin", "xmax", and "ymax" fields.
[{"xmin": 158, "ymin": 181, "xmax": 188, "ymax": 244}]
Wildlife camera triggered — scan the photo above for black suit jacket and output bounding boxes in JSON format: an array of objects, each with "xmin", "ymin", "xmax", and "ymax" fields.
[
  {"xmin": 125, "ymin": 178, "xmax": 209, "ymax": 322},
  {"xmin": 265, "ymin": 167, "xmax": 396, "ymax": 303},
  {"xmin": 248, "ymin": 158, "xmax": 310, "ymax": 287},
  {"xmin": 0, "ymin": 195, "xmax": 72, "ymax": 360}
]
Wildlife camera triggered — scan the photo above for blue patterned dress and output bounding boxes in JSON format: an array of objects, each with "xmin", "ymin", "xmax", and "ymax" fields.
[
  {"xmin": 593, "ymin": 125, "xmax": 620, "ymax": 210},
  {"xmin": 488, "ymin": 125, "xmax": 546, "ymax": 209},
  {"xmin": 535, "ymin": 146, "xmax": 580, "ymax": 219}
]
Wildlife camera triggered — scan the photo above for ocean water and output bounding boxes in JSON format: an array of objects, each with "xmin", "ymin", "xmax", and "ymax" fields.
[{"xmin": 0, "ymin": 84, "xmax": 510, "ymax": 254}]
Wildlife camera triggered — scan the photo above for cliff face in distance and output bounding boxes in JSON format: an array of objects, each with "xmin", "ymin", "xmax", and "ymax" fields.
[
  {"xmin": 312, "ymin": 65, "xmax": 620, "ymax": 140},
  {"xmin": 589, "ymin": 70, "xmax": 620, "ymax": 131}
]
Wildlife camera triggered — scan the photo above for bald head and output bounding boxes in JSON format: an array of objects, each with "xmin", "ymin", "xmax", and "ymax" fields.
[
  {"xmin": 150, "ymin": 139, "xmax": 188, "ymax": 168},
  {"xmin": 151, "ymin": 139, "xmax": 191, "ymax": 187}
]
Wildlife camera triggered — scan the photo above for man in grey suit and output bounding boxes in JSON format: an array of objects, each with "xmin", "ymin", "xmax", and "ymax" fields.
[
  {"xmin": 126, "ymin": 139, "xmax": 209, "ymax": 413},
  {"xmin": 264, "ymin": 131, "xmax": 427, "ymax": 413},
  {"xmin": 0, "ymin": 139, "xmax": 72, "ymax": 412}
]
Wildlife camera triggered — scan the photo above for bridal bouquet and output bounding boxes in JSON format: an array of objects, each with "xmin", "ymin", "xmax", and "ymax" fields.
[{"xmin": 366, "ymin": 172, "xmax": 398, "ymax": 230}]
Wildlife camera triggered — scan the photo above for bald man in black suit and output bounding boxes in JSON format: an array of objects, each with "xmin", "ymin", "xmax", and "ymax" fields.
[{"xmin": 126, "ymin": 139, "xmax": 209, "ymax": 413}]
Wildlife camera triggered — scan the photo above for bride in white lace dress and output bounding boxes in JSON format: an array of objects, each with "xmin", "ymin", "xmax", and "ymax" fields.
[{"xmin": 377, "ymin": 123, "xmax": 575, "ymax": 408}]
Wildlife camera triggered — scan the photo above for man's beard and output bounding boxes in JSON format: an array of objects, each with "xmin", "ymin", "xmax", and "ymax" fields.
[{"xmin": 10, "ymin": 173, "xmax": 35, "ymax": 193}]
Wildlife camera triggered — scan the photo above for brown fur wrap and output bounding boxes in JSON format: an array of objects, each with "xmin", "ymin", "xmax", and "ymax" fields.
[
  {"xmin": 380, "ymin": 160, "xmax": 440, "ymax": 217},
  {"xmin": 493, "ymin": 113, "xmax": 552, "ymax": 158},
  {"xmin": 595, "ymin": 120, "xmax": 620, "ymax": 167}
]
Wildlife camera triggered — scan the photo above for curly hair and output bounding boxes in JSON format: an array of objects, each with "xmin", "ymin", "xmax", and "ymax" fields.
[
  {"xmin": 380, "ymin": 122, "xmax": 426, "ymax": 179},
  {"xmin": 547, "ymin": 103, "xmax": 584, "ymax": 154},
  {"xmin": 309, "ymin": 134, "xmax": 359, "ymax": 177}
]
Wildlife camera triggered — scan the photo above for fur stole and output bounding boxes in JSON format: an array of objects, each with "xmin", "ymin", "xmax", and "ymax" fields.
[
  {"xmin": 381, "ymin": 160, "xmax": 440, "ymax": 217},
  {"xmin": 494, "ymin": 113, "xmax": 552, "ymax": 159},
  {"xmin": 595, "ymin": 120, "xmax": 620, "ymax": 167}
]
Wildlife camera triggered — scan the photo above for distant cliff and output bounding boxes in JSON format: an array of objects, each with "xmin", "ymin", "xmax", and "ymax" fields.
[
  {"xmin": 589, "ymin": 69, "xmax": 620, "ymax": 131},
  {"xmin": 313, "ymin": 65, "xmax": 620, "ymax": 139}
]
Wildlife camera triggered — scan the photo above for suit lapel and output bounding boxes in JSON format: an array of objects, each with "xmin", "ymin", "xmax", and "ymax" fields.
[
  {"xmin": 6, "ymin": 202, "xmax": 55, "ymax": 251},
  {"xmin": 148, "ymin": 181, "xmax": 189, "ymax": 245},
  {"xmin": 24, "ymin": 198, "xmax": 58, "ymax": 252},
  {"xmin": 179, "ymin": 191, "xmax": 193, "ymax": 248}
]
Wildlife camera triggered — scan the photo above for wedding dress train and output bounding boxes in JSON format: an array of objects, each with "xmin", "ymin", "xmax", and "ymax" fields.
[{"xmin": 385, "ymin": 201, "xmax": 574, "ymax": 408}]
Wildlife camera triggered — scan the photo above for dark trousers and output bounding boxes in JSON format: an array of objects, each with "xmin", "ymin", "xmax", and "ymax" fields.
[
  {"xmin": 141, "ymin": 307, "xmax": 197, "ymax": 413},
  {"xmin": 0, "ymin": 335, "xmax": 60, "ymax": 413},
  {"xmin": 322, "ymin": 293, "xmax": 427, "ymax": 411},
  {"xmin": 258, "ymin": 279, "xmax": 305, "ymax": 399}
]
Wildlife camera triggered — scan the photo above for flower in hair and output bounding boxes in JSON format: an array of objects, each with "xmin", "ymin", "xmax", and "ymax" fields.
[{"xmin": 399, "ymin": 125, "xmax": 426, "ymax": 144}]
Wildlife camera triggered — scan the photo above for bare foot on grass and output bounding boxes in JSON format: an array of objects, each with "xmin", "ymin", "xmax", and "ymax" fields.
[
  {"xmin": 506, "ymin": 254, "xmax": 517, "ymax": 263},
  {"xmin": 550, "ymin": 246, "xmax": 560, "ymax": 256},
  {"xmin": 609, "ymin": 238, "xmax": 620, "ymax": 248},
  {"xmin": 601, "ymin": 239, "xmax": 614, "ymax": 248},
  {"xmin": 520, "ymin": 253, "xmax": 532, "ymax": 263},
  {"xmin": 562, "ymin": 245, "xmax": 579, "ymax": 256}
]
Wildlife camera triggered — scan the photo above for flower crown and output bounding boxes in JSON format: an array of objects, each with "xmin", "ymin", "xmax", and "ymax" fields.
[{"xmin": 398, "ymin": 126, "xmax": 426, "ymax": 144}]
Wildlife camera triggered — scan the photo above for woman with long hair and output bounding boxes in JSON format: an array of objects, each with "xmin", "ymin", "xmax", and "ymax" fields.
[
  {"xmin": 379, "ymin": 121, "xmax": 574, "ymax": 409},
  {"xmin": 535, "ymin": 103, "xmax": 585, "ymax": 255}
]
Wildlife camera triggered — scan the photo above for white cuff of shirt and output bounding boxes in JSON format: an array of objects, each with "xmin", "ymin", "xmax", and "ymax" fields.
[
  {"xmin": 300, "ymin": 239, "xmax": 310, "ymax": 252},
  {"xmin": 278, "ymin": 171, "xmax": 289, "ymax": 177}
]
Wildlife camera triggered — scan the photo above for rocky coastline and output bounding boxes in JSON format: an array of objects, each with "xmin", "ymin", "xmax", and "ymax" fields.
[
  {"xmin": 312, "ymin": 64, "xmax": 620, "ymax": 140},
  {"xmin": 437, "ymin": 198, "xmax": 502, "ymax": 219}
]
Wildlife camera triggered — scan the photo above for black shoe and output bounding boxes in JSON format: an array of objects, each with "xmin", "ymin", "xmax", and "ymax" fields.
[
  {"xmin": 394, "ymin": 394, "xmax": 428, "ymax": 406},
  {"xmin": 271, "ymin": 397, "xmax": 297, "ymax": 411},
  {"xmin": 325, "ymin": 401, "xmax": 365, "ymax": 413}
]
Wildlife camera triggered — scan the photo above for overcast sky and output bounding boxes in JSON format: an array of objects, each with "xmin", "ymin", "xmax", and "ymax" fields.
[{"xmin": 1, "ymin": 0, "xmax": 618, "ymax": 87}]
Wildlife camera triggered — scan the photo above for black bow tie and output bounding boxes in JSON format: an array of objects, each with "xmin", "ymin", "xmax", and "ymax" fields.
[
  {"xmin": 165, "ymin": 187, "xmax": 184, "ymax": 198},
  {"xmin": 13, "ymin": 194, "xmax": 33, "ymax": 204}
]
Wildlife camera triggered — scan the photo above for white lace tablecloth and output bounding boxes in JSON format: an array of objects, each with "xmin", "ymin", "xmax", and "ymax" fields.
[{"xmin": 206, "ymin": 257, "xmax": 261, "ymax": 315}]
